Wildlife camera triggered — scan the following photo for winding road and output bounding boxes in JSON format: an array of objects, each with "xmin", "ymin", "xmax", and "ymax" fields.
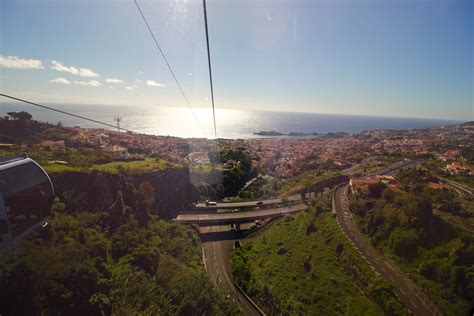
[
  {"xmin": 190, "ymin": 160, "xmax": 441, "ymax": 315},
  {"xmin": 334, "ymin": 185, "xmax": 443, "ymax": 316},
  {"xmin": 437, "ymin": 176, "xmax": 473, "ymax": 198},
  {"xmin": 202, "ymin": 229, "xmax": 262, "ymax": 316}
]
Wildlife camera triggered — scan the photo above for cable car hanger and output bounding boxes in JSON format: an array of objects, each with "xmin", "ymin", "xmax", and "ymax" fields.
[{"xmin": 0, "ymin": 154, "xmax": 54, "ymax": 250}]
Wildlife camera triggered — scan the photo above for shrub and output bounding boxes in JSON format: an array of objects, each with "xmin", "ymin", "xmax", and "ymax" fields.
[{"xmin": 388, "ymin": 227, "xmax": 421, "ymax": 260}]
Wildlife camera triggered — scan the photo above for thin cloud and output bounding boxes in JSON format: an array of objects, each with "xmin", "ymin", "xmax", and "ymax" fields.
[
  {"xmin": 146, "ymin": 80, "xmax": 166, "ymax": 87},
  {"xmin": 125, "ymin": 85, "xmax": 138, "ymax": 90},
  {"xmin": 106, "ymin": 78, "xmax": 124, "ymax": 84},
  {"xmin": 73, "ymin": 80, "xmax": 102, "ymax": 87},
  {"xmin": 0, "ymin": 55, "xmax": 44, "ymax": 69},
  {"xmin": 51, "ymin": 60, "xmax": 99, "ymax": 77},
  {"xmin": 50, "ymin": 77, "xmax": 71, "ymax": 84},
  {"xmin": 49, "ymin": 77, "xmax": 101, "ymax": 87}
]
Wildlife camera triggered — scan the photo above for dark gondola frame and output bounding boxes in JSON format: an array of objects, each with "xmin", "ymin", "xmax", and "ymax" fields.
[{"xmin": 0, "ymin": 155, "xmax": 54, "ymax": 249}]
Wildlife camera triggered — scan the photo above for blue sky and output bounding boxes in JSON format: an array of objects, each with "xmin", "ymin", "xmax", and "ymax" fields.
[{"xmin": 1, "ymin": 0, "xmax": 472, "ymax": 120}]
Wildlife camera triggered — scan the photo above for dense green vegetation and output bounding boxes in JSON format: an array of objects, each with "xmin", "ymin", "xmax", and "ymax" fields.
[
  {"xmin": 0, "ymin": 141, "xmax": 180, "ymax": 174},
  {"xmin": 0, "ymin": 194, "xmax": 237, "ymax": 315},
  {"xmin": 239, "ymin": 176, "xmax": 278, "ymax": 200},
  {"xmin": 423, "ymin": 159, "xmax": 474, "ymax": 189},
  {"xmin": 351, "ymin": 168, "xmax": 474, "ymax": 315},
  {"xmin": 0, "ymin": 113, "xmax": 184, "ymax": 175},
  {"xmin": 0, "ymin": 112, "xmax": 75, "ymax": 144},
  {"xmin": 44, "ymin": 158, "xmax": 183, "ymax": 174},
  {"xmin": 460, "ymin": 146, "xmax": 474, "ymax": 165},
  {"xmin": 232, "ymin": 194, "xmax": 407, "ymax": 315},
  {"xmin": 0, "ymin": 142, "xmax": 183, "ymax": 174},
  {"xmin": 0, "ymin": 144, "xmax": 114, "ymax": 167},
  {"xmin": 277, "ymin": 161, "xmax": 341, "ymax": 195},
  {"xmin": 219, "ymin": 149, "xmax": 255, "ymax": 197}
]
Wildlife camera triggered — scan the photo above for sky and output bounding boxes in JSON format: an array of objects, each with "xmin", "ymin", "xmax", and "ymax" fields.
[{"xmin": 0, "ymin": 0, "xmax": 472, "ymax": 120}]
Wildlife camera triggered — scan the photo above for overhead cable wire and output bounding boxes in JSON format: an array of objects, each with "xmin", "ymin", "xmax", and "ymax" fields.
[
  {"xmin": 0, "ymin": 94, "xmax": 135, "ymax": 133},
  {"xmin": 202, "ymin": 0, "xmax": 217, "ymax": 139},
  {"xmin": 134, "ymin": 0, "xmax": 208, "ymax": 139}
]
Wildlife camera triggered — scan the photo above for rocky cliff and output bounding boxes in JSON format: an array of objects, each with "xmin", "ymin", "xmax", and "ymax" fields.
[{"xmin": 50, "ymin": 167, "xmax": 221, "ymax": 219}]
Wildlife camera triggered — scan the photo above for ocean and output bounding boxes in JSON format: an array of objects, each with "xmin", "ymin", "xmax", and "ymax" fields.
[{"xmin": 0, "ymin": 102, "xmax": 461, "ymax": 139}]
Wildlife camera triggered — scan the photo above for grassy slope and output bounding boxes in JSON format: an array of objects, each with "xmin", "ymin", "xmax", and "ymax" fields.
[
  {"xmin": 232, "ymin": 197, "xmax": 407, "ymax": 315},
  {"xmin": 44, "ymin": 158, "xmax": 183, "ymax": 174},
  {"xmin": 277, "ymin": 170, "xmax": 338, "ymax": 196}
]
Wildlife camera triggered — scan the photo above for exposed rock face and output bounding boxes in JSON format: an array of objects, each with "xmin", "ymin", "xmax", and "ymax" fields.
[{"xmin": 50, "ymin": 167, "xmax": 217, "ymax": 219}]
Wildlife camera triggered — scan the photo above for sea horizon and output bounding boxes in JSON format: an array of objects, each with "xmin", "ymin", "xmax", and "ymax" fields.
[{"xmin": 0, "ymin": 102, "xmax": 463, "ymax": 139}]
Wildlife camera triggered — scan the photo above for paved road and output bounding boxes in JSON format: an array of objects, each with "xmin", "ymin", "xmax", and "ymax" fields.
[
  {"xmin": 364, "ymin": 159, "xmax": 425, "ymax": 178},
  {"xmin": 193, "ymin": 194, "xmax": 303, "ymax": 209},
  {"xmin": 202, "ymin": 225, "xmax": 262, "ymax": 316},
  {"xmin": 342, "ymin": 156, "xmax": 379, "ymax": 175},
  {"xmin": 437, "ymin": 176, "xmax": 473, "ymax": 198},
  {"xmin": 177, "ymin": 203, "xmax": 307, "ymax": 224},
  {"xmin": 334, "ymin": 185, "xmax": 443, "ymax": 316}
]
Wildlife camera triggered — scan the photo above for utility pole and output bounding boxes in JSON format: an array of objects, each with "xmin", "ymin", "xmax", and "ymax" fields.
[
  {"xmin": 114, "ymin": 117, "xmax": 121, "ymax": 133},
  {"xmin": 114, "ymin": 117, "xmax": 122, "ymax": 146}
]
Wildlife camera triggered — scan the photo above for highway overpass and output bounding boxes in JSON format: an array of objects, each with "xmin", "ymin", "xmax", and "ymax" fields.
[
  {"xmin": 176, "ymin": 203, "xmax": 307, "ymax": 224},
  {"xmin": 192, "ymin": 194, "xmax": 304, "ymax": 210}
]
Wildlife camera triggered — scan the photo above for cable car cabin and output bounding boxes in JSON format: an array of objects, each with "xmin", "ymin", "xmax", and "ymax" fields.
[{"xmin": 0, "ymin": 155, "xmax": 54, "ymax": 249}]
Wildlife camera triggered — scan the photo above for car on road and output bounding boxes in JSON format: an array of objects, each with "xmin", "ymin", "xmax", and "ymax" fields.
[
  {"xmin": 255, "ymin": 219, "xmax": 264, "ymax": 227},
  {"xmin": 256, "ymin": 201, "xmax": 263, "ymax": 206},
  {"xmin": 205, "ymin": 200, "xmax": 217, "ymax": 206}
]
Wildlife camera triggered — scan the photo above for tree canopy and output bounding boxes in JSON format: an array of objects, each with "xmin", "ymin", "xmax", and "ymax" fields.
[
  {"xmin": 7, "ymin": 111, "xmax": 33, "ymax": 121},
  {"xmin": 0, "ymin": 194, "xmax": 238, "ymax": 315}
]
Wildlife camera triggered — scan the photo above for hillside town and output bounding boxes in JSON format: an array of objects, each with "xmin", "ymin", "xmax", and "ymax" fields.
[{"xmin": 2, "ymin": 112, "xmax": 472, "ymax": 180}]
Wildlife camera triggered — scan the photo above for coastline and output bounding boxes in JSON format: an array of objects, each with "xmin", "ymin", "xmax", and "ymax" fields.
[{"xmin": 0, "ymin": 102, "xmax": 463, "ymax": 139}]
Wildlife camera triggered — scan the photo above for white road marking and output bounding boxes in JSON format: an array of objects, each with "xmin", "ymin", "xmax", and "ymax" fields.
[
  {"xmin": 334, "ymin": 186, "xmax": 441, "ymax": 315},
  {"xmin": 385, "ymin": 262, "xmax": 395, "ymax": 271}
]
